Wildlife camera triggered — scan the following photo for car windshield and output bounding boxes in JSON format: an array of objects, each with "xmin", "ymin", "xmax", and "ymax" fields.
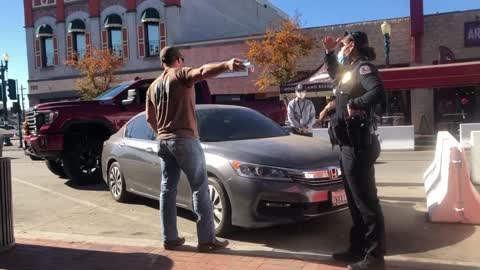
[
  {"xmin": 196, "ymin": 107, "xmax": 289, "ymax": 142},
  {"xmin": 95, "ymin": 82, "xmax": 130, "ymax": 100}
]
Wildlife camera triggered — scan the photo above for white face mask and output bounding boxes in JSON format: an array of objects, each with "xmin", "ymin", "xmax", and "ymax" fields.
[{"xmin": 296, "ymin": 91, "xmax": 306, "ymax": 99}]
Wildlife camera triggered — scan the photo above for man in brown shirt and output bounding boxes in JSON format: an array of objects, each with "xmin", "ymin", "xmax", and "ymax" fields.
[{"xmin": 146, "ymin": 46, "xmax": 244, "ymax": 252}]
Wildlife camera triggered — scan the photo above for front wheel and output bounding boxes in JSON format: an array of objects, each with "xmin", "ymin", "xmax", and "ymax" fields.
[
  {"xmin": 208, "ymin": 177, "xmax": 232, "ymax": 236},
  {"xmin": 108, "ymin": 162, "xmax": 130, "ymax": 202},
  {"xmin": 45, "ymin": 160, "xmax": 66, "ymax": 178},
  {"xmin": 63, "ymin": 134, "xmax": 103, "ymax": 185}
]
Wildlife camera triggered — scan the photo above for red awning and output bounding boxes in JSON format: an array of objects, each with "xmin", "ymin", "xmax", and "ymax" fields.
[{"xmin": 379, "ymin": 61, "xmax": 480, "ymax": 90}]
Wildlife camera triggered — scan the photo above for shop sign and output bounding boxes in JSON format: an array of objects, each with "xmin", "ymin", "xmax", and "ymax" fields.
[{"xmin": 465, "ymin": 21, "xmax": 480, "ymax": 47}]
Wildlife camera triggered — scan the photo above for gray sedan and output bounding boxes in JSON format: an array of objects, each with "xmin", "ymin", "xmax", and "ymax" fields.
[{"xmin": 101, "ymin": 105, "xmax": 347, "ymax": 235}]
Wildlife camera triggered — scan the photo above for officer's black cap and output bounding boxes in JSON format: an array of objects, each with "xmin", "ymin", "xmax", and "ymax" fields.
[{"xmin": 343, "ymin": 31, "xmax": 369, "ymax": 48}]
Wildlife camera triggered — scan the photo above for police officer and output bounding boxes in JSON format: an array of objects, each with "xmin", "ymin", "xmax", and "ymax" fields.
[{"xmin": 323, "ymin": 32, "xmax": 386, "ymax": 270}]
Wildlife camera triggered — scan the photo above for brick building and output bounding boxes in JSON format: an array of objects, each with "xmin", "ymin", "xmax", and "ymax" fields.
[
  {"xmin": 24, "ymin": 0, "xmax": 480, "ymax": 134},
  {"xmin": 24, "ymin": 0, "xmax": 286, "ymax": 105}
]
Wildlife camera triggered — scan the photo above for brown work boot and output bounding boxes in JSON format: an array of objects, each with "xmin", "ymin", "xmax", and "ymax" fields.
[
  {"xmin": 164, "ymin": 237, "xmax": 186, "ymax": 250},
  {"xmin": 197, "ymin": 239, "xmax": 229, "ymax": 253}
]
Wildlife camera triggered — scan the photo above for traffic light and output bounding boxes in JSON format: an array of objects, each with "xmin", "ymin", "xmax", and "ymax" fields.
[{"xmin": 7, "ymin": 79, "xmax": 16, "ymax": 100}]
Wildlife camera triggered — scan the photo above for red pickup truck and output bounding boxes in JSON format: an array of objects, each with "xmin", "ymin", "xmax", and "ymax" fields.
[{"xmin": 23, "ymin": 78, "xmax": 286, "ymax": 185}]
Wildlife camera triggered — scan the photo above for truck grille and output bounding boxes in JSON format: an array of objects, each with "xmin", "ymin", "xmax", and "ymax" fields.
[
  {"xmin": 289, "ymin": 168, "xmax": 343, "ymax": 187},
  {"xmin": 25, "ymin": 110, "xmax": 38, "ymax": 135}
]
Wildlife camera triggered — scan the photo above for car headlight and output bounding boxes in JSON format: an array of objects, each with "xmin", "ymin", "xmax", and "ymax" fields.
[{"xmin": 229, "ymin": 160, "xmax": 291, "ymax": 181}]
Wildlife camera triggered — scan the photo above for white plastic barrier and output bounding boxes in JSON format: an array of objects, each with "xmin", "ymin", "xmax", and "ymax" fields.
[
  {"xmin": 460, "ymin": 123, "xmax": 480, "ymax": 149},
  {"xmin": 472, "ymin": 131, "xmax": 480, "ymax": 185},
  {"xmin": 423, "ymin": 131, "xmax": 480, "ymax": 224},
  {"xmin": 312, "ymin": 125, "xmax": 415, "ymax": 150}
]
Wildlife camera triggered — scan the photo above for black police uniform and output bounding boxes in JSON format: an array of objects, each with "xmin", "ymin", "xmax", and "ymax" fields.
[{"xmin": 325, "ymin": 52, "xmax": 386, "ymax": 261}]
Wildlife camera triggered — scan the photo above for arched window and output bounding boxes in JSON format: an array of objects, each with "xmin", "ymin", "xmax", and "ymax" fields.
[
  {"xmin": 68, "ymin": 19, "xmax": 86, "ymax": 59},
  {"xmin": 138, "ymin": 8, "xmax": 166, "ymax": 58},
  {"xmin": 35, "ymin": 24, "xmax": 57, "ymax": 68},
  {"xmin": 104, "ymin": 14, "xmax": 124, "ymax": 57}
]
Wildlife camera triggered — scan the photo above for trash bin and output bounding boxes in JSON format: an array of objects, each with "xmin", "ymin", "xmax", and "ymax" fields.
[{"xmin": 0, "ymin": 157, "xmax": 15, "ymax": 253}]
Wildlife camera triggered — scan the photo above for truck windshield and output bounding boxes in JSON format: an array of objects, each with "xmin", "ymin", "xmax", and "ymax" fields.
[{"xmin": 95, "ymin": 82, "xmax": 130, "ymax": 100}]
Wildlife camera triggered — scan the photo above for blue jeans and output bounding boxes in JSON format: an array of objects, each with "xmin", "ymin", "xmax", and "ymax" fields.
[{"xmin": 158, "ymin": 138, "xmax": 215, "ymax": 243}]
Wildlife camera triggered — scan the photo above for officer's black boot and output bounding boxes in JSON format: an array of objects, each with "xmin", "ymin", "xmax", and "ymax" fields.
[
  {"xmin": 347, "ymin": 256, "xmax": 385, "ymax": 270},
  {"xmin": 332, "ymin": 248, "xmax": 365, "ymax": 263}
]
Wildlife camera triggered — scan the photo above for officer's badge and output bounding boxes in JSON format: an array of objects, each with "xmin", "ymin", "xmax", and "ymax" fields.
[
  {"xmin": 359, "ymin": 65, "xmax": 373, "ymax": 75},
  {"xmin": 341, "ymin": 71, "xmax": 352, "ymax": 84}
]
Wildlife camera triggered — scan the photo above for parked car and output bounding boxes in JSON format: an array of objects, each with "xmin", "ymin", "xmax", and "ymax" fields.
[{"xmin": 101, "ymin": 105, "xmax": 347, "ymax": 235}]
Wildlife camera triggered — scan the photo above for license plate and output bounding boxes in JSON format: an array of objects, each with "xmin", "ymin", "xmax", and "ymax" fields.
[{"xmin": 331, "ymin": 189, "xmax": 347, "ymax": 206}]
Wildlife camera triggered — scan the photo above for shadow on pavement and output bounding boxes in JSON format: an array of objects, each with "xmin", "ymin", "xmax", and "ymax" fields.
[
  {"xmin": 0, "ymin": 244, "xmax": 174, "ymax": 270},
  {"xmin": 64, "ymin": 180, "xmax": 109, "ymax": 191},
  {"xmin": 226, "ymin": 201, "xmax": 476, "ymax": 259}
]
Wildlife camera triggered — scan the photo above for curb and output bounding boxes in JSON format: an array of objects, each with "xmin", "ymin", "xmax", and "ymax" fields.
[{"xmin": 16, "ymin": 231, "xmax": 480, "ymax": 270}]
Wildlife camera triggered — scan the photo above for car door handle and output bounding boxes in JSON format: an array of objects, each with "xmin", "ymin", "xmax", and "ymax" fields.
[
  {"xmin": 145, "ymin": 147, "xmax": 154, "ymax": 153},
  {"xmin": 119, "ymin": 142, "xmax": 126, "ymax": 147}
]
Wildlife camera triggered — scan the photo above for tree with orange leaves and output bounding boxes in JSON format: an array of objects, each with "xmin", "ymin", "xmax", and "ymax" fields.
[
  {"xmin": 247, "ymin": 17, "xmax": 315, "ymax": 91},
  {"xmin": 65, "ymin": 47, "xmax": 124, "ymax": 100}
]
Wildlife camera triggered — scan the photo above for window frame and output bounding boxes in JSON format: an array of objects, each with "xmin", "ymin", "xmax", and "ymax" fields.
[
  {"xmin": 108, "ymin": 27, "xmax": 123, "ymax": 57},
  {"xmin": 144, "ymin": 22, "xmax": 160, "ymax": 57},
  {"xmin": 72, "ymin": 32, "xmax": 86, "ymax": 60},
  {"xmin": 41, "ymin": 36, "xmax": 54, "ymax": 68}
]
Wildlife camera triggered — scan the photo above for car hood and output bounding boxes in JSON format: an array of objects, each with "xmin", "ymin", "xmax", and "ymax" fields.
[
  {"xmin": 204, "ymin": 135, "xmax": 339, "ymax": 170},
  {"xmin": 33, "ymin": 99, "xmax": 114, "ymax": 111}
]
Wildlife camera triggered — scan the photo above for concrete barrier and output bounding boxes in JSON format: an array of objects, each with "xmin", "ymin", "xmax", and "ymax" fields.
[
  {"xmin": 423, "ymin": 131, "xmax": 480, "ymax": 224},
  {"xmin": 312, "ymin": 125, "xmax": 415, "ymax": 151},
  {"xmin": 459, "ymin": 123, "xmax": 480, "ymax": 149},
  {"xmin": 472, "ymin": 131, "xmax": 480, "ymax": 185}
]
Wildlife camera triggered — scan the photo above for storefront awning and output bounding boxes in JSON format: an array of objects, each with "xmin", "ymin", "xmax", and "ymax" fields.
[
  {"xmin": 68, "ymin": 19, "xmax": 86, "ymax": 33},
  {"xmin": 36, "ymin": 24, "xmax": 53, "ymax": 38},
  {"xmin": 281, "ymin": 61, "xmax": 480, "ymax": 94},
  {"xmin": 104, "ymin": 14, "xmax": 122, "ymax": 28},
  {"xmin": 280, "ymin": 64, "xmax": 333, "ymax": 95},
  {"xmin": 380, "ymin": 61, "xmax": 480, "ymax": 90},
  {"xmin": 141, "ymin": 8, "xmax": 161, "ymax": 23}
]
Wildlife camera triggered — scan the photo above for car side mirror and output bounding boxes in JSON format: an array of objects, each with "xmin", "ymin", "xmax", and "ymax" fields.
[{"xmin": 122, "ymin": 89, "xmax": 137, "ymax": 106}]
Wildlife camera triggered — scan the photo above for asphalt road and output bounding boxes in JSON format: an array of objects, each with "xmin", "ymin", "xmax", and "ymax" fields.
[{"xmin": 3, "ymin": 147, "xmax": 480, "ymax": 268}]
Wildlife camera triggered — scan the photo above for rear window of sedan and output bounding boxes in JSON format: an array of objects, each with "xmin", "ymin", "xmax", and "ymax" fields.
[{"xmin": 196, "ymin": 108, "xmax": 289, "ymax": 142}]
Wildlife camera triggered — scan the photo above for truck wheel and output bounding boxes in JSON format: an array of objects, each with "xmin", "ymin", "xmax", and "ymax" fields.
[
  {"xmin": 45, "ymin": 160, "xmax": 66, "ymax": 178},
  {"xmin": 63, "ymin": 135, "xmax": 103, "ymax": 185}
]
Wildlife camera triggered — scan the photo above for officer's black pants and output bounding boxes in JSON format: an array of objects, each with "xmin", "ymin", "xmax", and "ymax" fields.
[{"xmin": 340, "ymin": 135, "xmax": 386, "ymax": 259}]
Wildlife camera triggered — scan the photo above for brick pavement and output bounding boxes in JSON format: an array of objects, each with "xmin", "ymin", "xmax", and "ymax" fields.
[{"xmin": 0, "ymin": 238, "xmax": 432, "ymax": 270}]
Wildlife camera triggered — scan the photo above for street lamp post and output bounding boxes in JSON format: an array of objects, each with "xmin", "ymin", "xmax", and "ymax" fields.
[
  {"xmin": 0, "ymin": 53, "xmax": 12, "ymax": 146},
  {"xmin": 381, "ymin": 21, "xmax": 392, "ymax": 118}
]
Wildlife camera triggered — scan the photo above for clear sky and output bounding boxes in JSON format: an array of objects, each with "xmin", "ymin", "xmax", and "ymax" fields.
[
  {"xmin": 270, "ymin": 0, "xmax": 480, "ymax": 27},
  {"xmin": 1, "ymin": 1, "xmax": 479, "ymax": 108}
]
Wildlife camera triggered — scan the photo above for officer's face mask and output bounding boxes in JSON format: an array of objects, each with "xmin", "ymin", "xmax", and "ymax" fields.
[
  {"xmin": 337, "ymin": 41, "xmax": 354, "ymax": 65},
  {"xmin": 296, "ymin": 91, "xmax": 306, "ymax": 99}
]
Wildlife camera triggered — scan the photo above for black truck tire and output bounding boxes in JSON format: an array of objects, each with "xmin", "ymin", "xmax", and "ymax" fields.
[
  {"xmin": 63, "ymin": 134, "xmax": 103, "ymax": 185},
  {"xmin": 45, "ymin": 160, "xmax": 66, "ymax": 178}
]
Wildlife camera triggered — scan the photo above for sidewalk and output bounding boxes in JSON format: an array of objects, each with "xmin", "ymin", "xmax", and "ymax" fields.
[{"xmin": 0, "ymin": 238, "xmax": 420, "ymax": 270}]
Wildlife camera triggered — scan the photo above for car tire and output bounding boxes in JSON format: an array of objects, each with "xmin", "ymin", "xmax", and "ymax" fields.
[
  {"xmin": 63, "ymin": 135, "xmax": 103, "ymax": 185},
  {"xmin": 45, "ymin": 160, "xmax": 66, "ymax": 178},
  {"xmin": 107, "ymin": 162, "xmax": 130, "ymax": 203},
  {"xmin": 208, "ymin": 177, "xmax": 232, "ymax": 236}
]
